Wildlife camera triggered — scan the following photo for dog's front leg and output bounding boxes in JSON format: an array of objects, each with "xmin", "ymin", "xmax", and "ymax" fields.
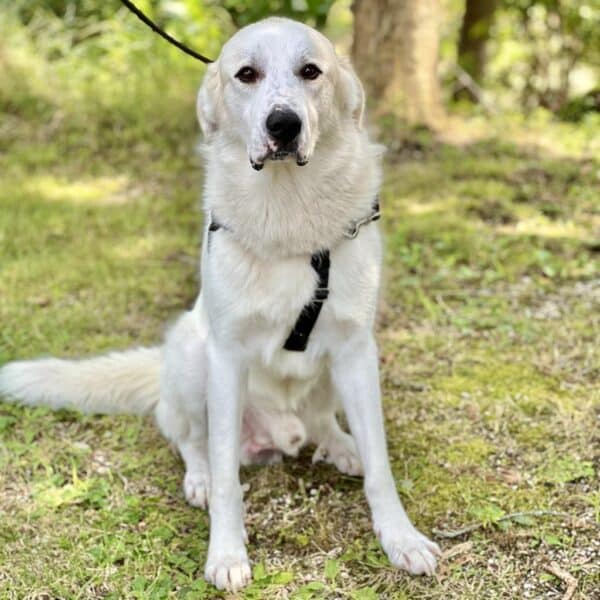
[
  {"xmin": 203, "ymin": 338, "xmax": 251, "ymax": 592},
  {"xmin": 331, "ymin": 332, "xmax": 441, "ymax": 576}
]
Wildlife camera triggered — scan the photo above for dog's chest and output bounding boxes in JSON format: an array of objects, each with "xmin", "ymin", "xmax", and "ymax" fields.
[
  {"xmin": 204, "ymin": 234, "xmax": 319, "ymax": 334},
  {"xmin": 203, "ymin": 226, "xmax": 381, "ymax": 353},
  {"xmin": 200, "ymin": 225, "xmax": 381, "ymax": 409}
]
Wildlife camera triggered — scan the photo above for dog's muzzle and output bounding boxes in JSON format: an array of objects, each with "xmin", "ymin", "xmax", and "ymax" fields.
[{"xmin": 251, "ymin": 109, "xmax": 307, "ymax": 171}]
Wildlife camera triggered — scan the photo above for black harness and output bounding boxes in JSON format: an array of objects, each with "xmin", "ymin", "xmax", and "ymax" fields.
[
  {"xmin": 208, "ymin": 199, "xmax": 380, "ymax": 352},
  {"xmin": 283, "ymin": 250, "xmax": 331, "ymax": 351}
]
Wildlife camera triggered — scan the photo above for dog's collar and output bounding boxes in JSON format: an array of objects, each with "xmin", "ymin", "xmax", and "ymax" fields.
[
  {"xmin": 208, "ymin": 198, "xmax": 380, "ymax": 352},
  {"xmin": 207, "ymin": 198, "xmax": 380, "ymax": 241}
]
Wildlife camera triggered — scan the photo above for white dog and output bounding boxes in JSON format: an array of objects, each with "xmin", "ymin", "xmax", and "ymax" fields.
[{"xmin": 0, "ymin": 18, "xmax": 440, "ymax": 591}]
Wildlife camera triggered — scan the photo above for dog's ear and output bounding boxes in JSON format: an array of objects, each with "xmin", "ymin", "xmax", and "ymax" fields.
[
  {"xmin": 337, "ymin": 56, "xmax": 365, "ymax": 129},
  {"xmin": 197, "ymin": 62, "xmax": 221, "ymax": 136}
]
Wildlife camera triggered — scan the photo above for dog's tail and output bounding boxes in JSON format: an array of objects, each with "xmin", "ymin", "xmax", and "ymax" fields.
[{"xmin": 0, "ymin": 347, "xmax": 161, "ymax": 415}]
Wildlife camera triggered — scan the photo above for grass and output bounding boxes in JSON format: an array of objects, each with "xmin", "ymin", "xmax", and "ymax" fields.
[{"xmin": 1, "ymin": 13, "xmax": 599, "ymax": 600}]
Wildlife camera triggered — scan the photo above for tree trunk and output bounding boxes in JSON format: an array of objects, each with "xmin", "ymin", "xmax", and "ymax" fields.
[
  {"xmin": 351, "ymin": 0, "xmax": 445, "ymax": 129},
  {"xmin": 457, "ymin": 0, "xmax": 496, "ymax": 83}
]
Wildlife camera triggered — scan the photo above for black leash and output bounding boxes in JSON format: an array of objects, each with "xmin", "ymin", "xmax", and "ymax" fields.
[{"xmin": 119, "ymin": 0, "xmax": 214, "ymax": 64}]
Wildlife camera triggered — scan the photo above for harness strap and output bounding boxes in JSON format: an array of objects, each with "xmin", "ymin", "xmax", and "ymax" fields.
[{"xmin": 283, "ymin": 250, "xmax": 330, "ymax": 352}]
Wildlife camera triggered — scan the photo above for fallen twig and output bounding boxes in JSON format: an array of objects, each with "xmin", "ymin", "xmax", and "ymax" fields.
[
  {"xmin": 453, "ymin": 65, "xmax": 497, "ymax": 114},
  {"xmin": 441, "ymin": 541, "xmax": 472, "ymax": 560},
  {"xmin": 432, "ymin": 510, "xmax": 572, "ymax": 539},
  {"xmin": 544, "ymin": 562, "xmax": 577, "ymax": 600}
]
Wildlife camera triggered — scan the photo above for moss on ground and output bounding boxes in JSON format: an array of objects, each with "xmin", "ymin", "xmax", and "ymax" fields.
[{"xmin": 1, "ymin": 99, "xmax": 599, "ymax": 598}]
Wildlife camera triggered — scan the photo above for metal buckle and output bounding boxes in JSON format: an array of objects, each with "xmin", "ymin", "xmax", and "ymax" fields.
[
  {"xmin": 314, "ymin": 287, "xmax": 329, "ymax": 302},
  {"xmin": 343, "ymin": 209, "xmax": 381, "ymax": 239}
]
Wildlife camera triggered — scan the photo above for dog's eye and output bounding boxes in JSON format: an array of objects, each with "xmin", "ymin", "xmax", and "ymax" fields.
[
  {"xmin": 235, "ymin": 66, "xmax": 258, "ymax": 83},
  {"xmin": 300, "ymin": 64, "xmax": 322, "ymax": 80}
]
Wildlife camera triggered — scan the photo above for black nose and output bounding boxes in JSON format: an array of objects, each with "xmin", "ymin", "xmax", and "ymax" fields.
[{"xmin": 266, "ymin": 109, "xmax": 301, "ymax": 145}]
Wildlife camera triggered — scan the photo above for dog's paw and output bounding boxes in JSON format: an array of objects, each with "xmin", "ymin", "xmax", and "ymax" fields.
[
  {"xmin": 270, "ymin": 415, "xmax": 307, "ymax": 457},
  {"xmin": 312, "ymin": 431, "xmax": 363, "ymax": 476},
  {"xmin": 376, "ymin": 525, "xmax": 441, "ymax": 576},
  {"xmin": 183, "ymin": 471, "xmax": 210, "ymax": 509},
  {"xmin": 204, "ymin": 552, "xmax": 252, "ymax": 592}
]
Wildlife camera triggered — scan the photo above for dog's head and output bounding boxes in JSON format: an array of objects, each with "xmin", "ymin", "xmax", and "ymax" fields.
[{"xmin": 197, "ymin": 18, "xmax": 364, "ymax": 170}]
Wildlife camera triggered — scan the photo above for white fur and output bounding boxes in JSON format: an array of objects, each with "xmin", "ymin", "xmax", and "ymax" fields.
[
  {"xmin": 0, "ymin": 18, "xmax": 440, "ymax": 591},
  {"xmin": 0, "ymin": 348, "xmax": 160, "ymax": 415}
]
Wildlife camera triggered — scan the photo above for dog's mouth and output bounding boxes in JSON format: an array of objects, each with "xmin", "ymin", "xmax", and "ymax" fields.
[{"xmin": 251, "ymin": 147, "xmax": 308, "ymax": 171}]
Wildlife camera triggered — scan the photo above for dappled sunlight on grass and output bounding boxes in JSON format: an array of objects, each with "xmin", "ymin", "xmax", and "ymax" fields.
[
  {"xmin": 497, "ymin": 216, "xmax": 591, "ymax": 241},
  {"xmin": 503, "ymin": 120, "xmax": 600, "ymax": 160},
  {"xmin": 110, "ymin": 234, "xmax": 173, "ymax": 261},
  {"xmin": 438, "ymin": 113, "xmax": 600, "ymax": 161},
  {"xmin": 401, "ymin": 199, "xmax": 454, "ymax": 215},
  {"xmin": 22, "ymin": 174, "xmax": 134, "ymax": 206}
]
